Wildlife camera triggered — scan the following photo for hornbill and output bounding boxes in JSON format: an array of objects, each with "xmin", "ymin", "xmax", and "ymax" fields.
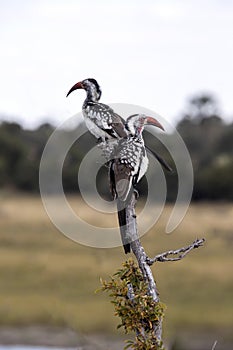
[
  {"xmin": 66, "ymin": 78, "xmax": 127, "ymax": 142},
  {"xmin": 66, "ymin": 78, "xmax": 172, "ymax": 171},
  {"xmin": 109, "ymin": 114, "xmax": 165, "ymax": 254}
]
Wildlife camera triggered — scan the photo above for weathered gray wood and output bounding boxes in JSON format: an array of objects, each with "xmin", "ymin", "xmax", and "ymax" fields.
[
  {"xmin": 126, "ymin": 192, "xmax": 162, "ymax": 340},
  {"xmin": 125, "ymin": 191, "xmax": 205, "ymax": 343},
  {"xmin": 147, "ymin": 238, "xmax": 205, "ymax": 265}
]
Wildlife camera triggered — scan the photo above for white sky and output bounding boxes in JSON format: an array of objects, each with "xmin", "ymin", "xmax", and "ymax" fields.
[{"xmin": 0, "ymin": 0, "xmax": 232, "ymax": 128}]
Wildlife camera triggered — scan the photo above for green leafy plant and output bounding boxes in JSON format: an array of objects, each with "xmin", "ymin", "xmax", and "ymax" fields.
[{"xmin": 99, "ymin": 259, "xmax": 166, "ymax": 349}]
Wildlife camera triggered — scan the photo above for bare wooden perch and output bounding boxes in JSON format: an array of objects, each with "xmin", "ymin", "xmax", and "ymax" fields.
[
  {"xmin": 125, "ymin": 191, "xmax": 205, "ymax": 344},
  {"xmin": 147, "ymin": 238, "xmax": 205, "ymax": 265}
]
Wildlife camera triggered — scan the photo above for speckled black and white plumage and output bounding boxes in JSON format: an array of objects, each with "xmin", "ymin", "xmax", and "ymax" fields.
[
  {"xmin": 110, "ymin": 114, "xmax": 162, "ymax": 203},
  {"xmin": 67, "ymin": 81, "xmax": 170, "ymax": 253},
  {"xmin": 109, "ymin": 114, "xmax": 166, "ymax": 253},
  {"xmin": 110, "ymin": 114, "xmax": 152, "ymax": 254},
  {"xmin": 110, "ymin": 135, "xmax": 148, "ymax": 201},
  {"xmin": 67, "ymin": 78, "xmax": 127, "ymax": 141},
  {"xmin": 83, "ymin": 101, "xmax": 126, "ymax": 141}
]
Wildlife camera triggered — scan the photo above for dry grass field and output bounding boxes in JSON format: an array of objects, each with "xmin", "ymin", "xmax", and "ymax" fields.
[{"xmin": 0, "ymin": 193, "xmax": 232, "ymax": 348}]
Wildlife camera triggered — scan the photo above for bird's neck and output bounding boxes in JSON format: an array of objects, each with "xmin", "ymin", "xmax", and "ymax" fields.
[
  {"xmin": 133, "ymin": 128, "xmax": 144, "ymax": 139},
  {"xmin": 128, "ymin": 131, "xmax": 144, "ymax": 144},
  {"xmin": 85, "ymin": 86, "xmax": 100, "ymax": 103}
]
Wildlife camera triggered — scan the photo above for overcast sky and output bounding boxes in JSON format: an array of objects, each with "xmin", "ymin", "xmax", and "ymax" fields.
[{"xmin": 0, "ymin": 0, "xmax": 232, "ymax": 128}]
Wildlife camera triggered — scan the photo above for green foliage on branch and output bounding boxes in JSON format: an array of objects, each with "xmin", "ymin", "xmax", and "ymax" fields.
[{"xmin": 99, "ymin": 259, "xmax": 166, "ymax": 350}]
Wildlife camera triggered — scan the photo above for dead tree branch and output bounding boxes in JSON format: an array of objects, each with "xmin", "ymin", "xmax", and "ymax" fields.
[
  {"xmin": 124, "ymin": 191, "xmax": 205, "ymax": 345},
  {"xmin": 146, "ymin": 238, "xmax": 205, "ymax": 265},
  {"xmin": 126, "ymin": 192, "xmax": 162, "ymax": 341}
]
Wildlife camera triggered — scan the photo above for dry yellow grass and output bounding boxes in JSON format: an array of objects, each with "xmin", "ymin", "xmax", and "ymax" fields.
[{"xmin": 0, "ymin": 194, "xmax": 232, "ymax": 341}]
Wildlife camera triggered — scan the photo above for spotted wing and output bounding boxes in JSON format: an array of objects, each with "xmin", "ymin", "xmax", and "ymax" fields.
[
  {"xmin": 87, "ymin": 102, "xmax": 127, "ymax": 138},
  {"xmin": 113, "ymin": 137, "xmax": 143, "ymax": 200},
  {"xmin": 112, "ymin": 160, "xmax": 133, "ymax": 201}
]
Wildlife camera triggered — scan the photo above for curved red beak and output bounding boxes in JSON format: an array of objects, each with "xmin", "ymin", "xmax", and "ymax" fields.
[
  {"xmin": 145, "ymin": 116, "xmax": 164, "ymax": 131},
  {"xmin": 66, "ymin": 81, "xmax": 84, "ymax": 97}
]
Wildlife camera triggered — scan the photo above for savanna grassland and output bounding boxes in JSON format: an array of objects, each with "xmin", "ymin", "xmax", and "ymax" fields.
[{"xmin": 0, "ymin": 194, "xmax": 232, "ymax": 347}]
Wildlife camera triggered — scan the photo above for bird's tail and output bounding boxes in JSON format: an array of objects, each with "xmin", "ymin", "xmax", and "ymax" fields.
[{"xmin": 117, "ymin": 199, "xmax": 131, "ymax": 254}]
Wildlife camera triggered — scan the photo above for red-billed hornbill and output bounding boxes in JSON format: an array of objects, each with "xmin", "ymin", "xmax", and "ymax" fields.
[
  {"xmin": 66, "ymin": 78, "xmax": 172, "ymax": 170},
  {"xmin": 66, "ymin": 78, "xmax": 127, "ymax": 142},
  {"xmin": 110, "ymin": 114, "xmax": 165, "ymax": 254}
]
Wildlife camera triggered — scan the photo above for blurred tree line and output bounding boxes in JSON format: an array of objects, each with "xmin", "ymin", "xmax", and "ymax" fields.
[{"xmin": 0, "ymin": 94, "xmax": 232, "ymax": 200}]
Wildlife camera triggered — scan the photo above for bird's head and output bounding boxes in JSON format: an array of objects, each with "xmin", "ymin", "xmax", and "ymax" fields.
[
  {"xmin": 126, "ymin": 114, "xmax": 164, "ymax": 136},
  {"xmin": 66, "ymin": 78, "xmax": 102, "ymax": 101}
]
